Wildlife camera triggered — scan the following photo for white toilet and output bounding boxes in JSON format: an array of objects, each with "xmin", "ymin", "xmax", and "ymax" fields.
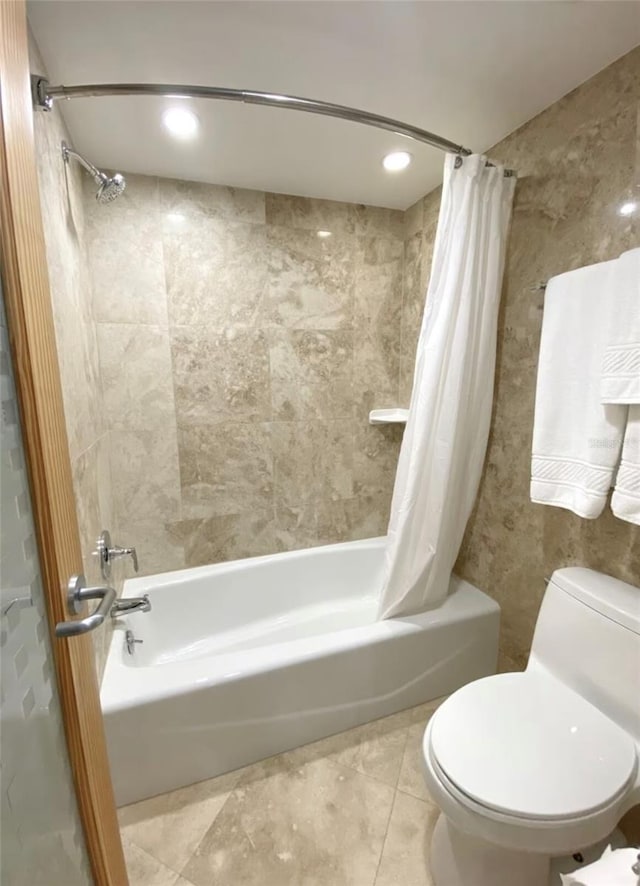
[{"xmin": 422, "ymin": 567, "xmax": 640, "ymax": 886}]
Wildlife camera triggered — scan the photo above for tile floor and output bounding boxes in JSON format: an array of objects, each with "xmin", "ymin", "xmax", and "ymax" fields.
[{"xmin": 118, "ymin": 697, "xmax": 445, "ymax": 886}]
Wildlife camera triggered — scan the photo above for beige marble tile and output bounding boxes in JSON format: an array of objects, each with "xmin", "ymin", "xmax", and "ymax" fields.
[
  {"xmin": 265, "ymin": 225, "xmax": 355, "ymax": 329},
  {"xmin": 118, "ymin": 513, "xmax": 186, "ymax": 578},
  {"xmin": 109, "ymin": 427, "xmax": 183, "ymax": 577},
  {"xmin": 160, "ymin": 177, "xmax": 265, "ymax": 224},
  {"xmin": 33, "ymin": 96, "xmax": 117, "ymax": 686},
  {"xmin": 398, "ymin": 234, "xmax": 426, "ymax": 405},
  {"xmin": 272, "ymin": 420, "xmax": 354, "ymax": 508},
  {"xmin": 56, "ymin": 315, "xmax": 104, "ymax": 462},
  {"xmin": 353, "ymin": 415, "xmax": 403, "ymax": 498},
  {"xmin": 183, "ymin": 755, "xmax": 394, "ymax": 886},
  {"xmin": 271, "ymin": 420, "xmax": 317, "ymax": 510},
  {"xmin": 178, "ymin": 422, "xmax": 273, "ymax": 519},
  {"xmin": 265, "ymin": 193, "xmax": 356, "ymax": 235},
  {"xmin": 273, "ymin": 502, "xmax": 319, "ymax": 553},
  {"xmin": 354, "ymin": 236, "xmax": 403, "ymax": 398},
  {"xmin": 171, "ymin": 327, "xmax": 271, "ymax": 426},
  {"xmin": 354, "ymin": 333, "xmax": 400, "ymax": 406},
  {"xmin": 399, "ymin": 190, "xmax": 439, "ymax": 405},
  {"xmin": 175, "ymin": 509, "xmax": 276, "ymax": 568},
  {"xmin": 374, "ymin": 791, "xmax": 438, "ymax": 886},
  {"xmin": 301, "ymin": 710, "xmax": 410, "ymax": 788},
  {"xmin": 122, "ymin": 837, "xmax": 182, "ymax": 886},
  {"xmin": 72, "ymin": 441, "xmax": 104, "ymax": 587},
  {"xmin": 392, "ymin": 49, "xmax": 640, "ymax": 668},
  {"xmin": 354, "ymin": 205, "xmax": 404, "ymax": 241},
  {"xmin": 163, "ymin": 215, "xmax": 267, "ymax": 328},
  {"xmin": 119, "ymin": 770, "xmax": 243, "ymax": 874},
  {"xmin": 109, "ymin": 428, "xmax": 181, "ymax": 524},
  {"xmin": 87, "ymin": 210, "xmax": 168, "ymax": 326},
  {"xmin": 269, "ymin": 329, "xmax": 354, "ymax": 420},
  {"xmin": 39, "ymin": 150, "xmax": 104, "ymax": 457},
  {"xmin": 316, "ymin": 492, "xmax": 391, "ymax": 546},
  {"xmin": 403, "ymin": 197, "xmax": 425, "ymax": 239},
  {"xmin": 397, "ymin": 721, "xmax": 436, "ymax": 804},
  {"xmin": 97, "ymin": 324, "xmax": 175, "ymax": 431}
]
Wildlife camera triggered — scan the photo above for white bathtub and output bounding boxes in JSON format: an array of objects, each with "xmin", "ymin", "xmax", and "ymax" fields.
[{"xmin": 101, "ymin": 537, "xmax": 500, "ymax": 806}]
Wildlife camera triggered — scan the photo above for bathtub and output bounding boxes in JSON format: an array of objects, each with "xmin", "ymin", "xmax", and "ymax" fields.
[{"xmin": 101, "ymin": 536, "xmax": 499, "ymax": 806}]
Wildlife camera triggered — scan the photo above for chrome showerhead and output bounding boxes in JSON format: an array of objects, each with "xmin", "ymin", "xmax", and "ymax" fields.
[
  {"xmin": 61, "ymin": 141, "xmax": 126, "ymax": 205},
  {"xmin": 96, "ymin": 173, "xmax": 126, "ymax": 204}
]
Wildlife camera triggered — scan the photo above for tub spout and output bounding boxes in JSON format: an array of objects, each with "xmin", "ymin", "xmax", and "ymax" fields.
[{"xmin": 111, "ymin": 594, "xmax": 151, "ymax": 619}]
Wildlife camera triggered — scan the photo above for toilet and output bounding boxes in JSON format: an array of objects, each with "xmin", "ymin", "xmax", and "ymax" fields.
[{"xmin": 422, "ymin": 567, "xmax": 640, "ymax": 886}]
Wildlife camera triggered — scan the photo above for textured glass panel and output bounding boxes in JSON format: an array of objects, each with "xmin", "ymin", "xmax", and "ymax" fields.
[{"xmin": 0, "ymin": 284, "xmax": 91, "ymax": 885}]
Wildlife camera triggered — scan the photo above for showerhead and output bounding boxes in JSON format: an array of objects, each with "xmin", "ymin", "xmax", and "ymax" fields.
[
  {"xmin": 61, "ymin": 141, "xmax": 126, "ymax": 205},
  {"xmin": 96, "ymin": 173, "xmax": 126, "ymax": 204}
]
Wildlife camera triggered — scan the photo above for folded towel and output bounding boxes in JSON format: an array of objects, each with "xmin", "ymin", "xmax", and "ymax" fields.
[
  {"xmin": 612, "ymin": 405, "xmax": 640, "ymax": 525},
  {"xmin": 531, "ymin": 261, "xmax": 627, "ymax": 518},
  {"xmin": 601, "ymin": 247, "xmax": 640, "ymax": 404}
]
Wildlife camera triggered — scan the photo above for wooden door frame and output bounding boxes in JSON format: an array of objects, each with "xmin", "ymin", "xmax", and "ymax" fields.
[{"xmin": 0, "ymin": 3, "xmax": 128, "ymax": 883}]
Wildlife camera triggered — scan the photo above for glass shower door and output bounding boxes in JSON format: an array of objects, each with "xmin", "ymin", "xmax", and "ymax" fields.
[{"xmin": 0, "ymin": 288, "xmax": 91, "ymax": 886}]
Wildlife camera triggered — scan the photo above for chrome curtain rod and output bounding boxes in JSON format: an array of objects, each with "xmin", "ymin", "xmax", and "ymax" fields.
[{"xmin": 31, "ymin": 76, "xmax": 472, "ymax": 157}]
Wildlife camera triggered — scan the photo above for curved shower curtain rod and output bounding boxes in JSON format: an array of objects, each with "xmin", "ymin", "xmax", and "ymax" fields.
[{"xmin": 31, "ymin": 76, "xmax": 473, "ymax": 157}]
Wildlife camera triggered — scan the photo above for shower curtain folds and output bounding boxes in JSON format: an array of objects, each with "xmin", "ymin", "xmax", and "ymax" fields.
[{"xmin": 378, "ymin": 153, "xmax": 515, "ymax": 619}]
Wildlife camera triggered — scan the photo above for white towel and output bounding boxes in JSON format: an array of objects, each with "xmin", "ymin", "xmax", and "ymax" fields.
[
  {"xmin": 560, "ymin": 845, "xmax": 640, "ymax": 886},
  {"xmin": 612, "ymin": 405, "xmax": 640, "ymax": 525},
  {"xmin": 601, "ymin": 247, "xmax": 640, "ymax": 404},
  {"xmin": 531, "ymin": 261, "xmax": 627, "ymax": 518}
]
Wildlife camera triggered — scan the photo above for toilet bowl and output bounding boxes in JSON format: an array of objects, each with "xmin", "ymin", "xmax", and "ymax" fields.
[{"xmin": 421, "ymin": 567, "xmax": 640, "ymax": 886}]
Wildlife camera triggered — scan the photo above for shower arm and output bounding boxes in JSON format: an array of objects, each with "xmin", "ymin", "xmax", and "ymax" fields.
[
  {"xmin": 32, "ymin": 76, "xmax": 473, "ymax": 157},
  {"xmin": 61, "ymin": 141, "xmax": 106, "ymax": 186}
]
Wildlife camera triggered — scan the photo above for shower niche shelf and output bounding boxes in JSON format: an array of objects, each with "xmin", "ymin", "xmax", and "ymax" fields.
[{"xmin": 368, "ymin": 409, "xmax": 409, "ymax": 425}]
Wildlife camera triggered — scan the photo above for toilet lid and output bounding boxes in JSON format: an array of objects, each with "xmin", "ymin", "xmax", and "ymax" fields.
[{"xmin": 430, "ymin": 672, "xmax": 637, "ymax": 820}]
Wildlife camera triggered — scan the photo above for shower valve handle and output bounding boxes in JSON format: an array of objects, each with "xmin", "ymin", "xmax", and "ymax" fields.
[
  {"xmin": 97, "ymin": 529, "xmax": 139, "ymax": 580},
  {"xmin": 110, "ymin": 544, "xmax": 138, "ymax": 572}
]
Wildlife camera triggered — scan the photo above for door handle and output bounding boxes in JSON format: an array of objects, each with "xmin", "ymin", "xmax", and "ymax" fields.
[{"xmin": 55, "ymin": 574, "xmax": 116, "ymax": 638}]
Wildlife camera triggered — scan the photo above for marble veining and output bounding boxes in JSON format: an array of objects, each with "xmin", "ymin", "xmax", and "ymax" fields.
[
  {"xmin": 36, "ymin": 40, "xmax": 639, "ymax": 684},
  {"xmin": 32, "ymin": 45, "xmax": 118, "ymax": 681},
  {"xmin": 81, "ymin": 182, "xmax": 405, "ymax": 573},
  {"xmin": 119, "ymin": 698, "xmax": 445, "ymax": 886},
  {"xmin": 400, "ymin": 48, "xmax": 640, "ymax": 666}
]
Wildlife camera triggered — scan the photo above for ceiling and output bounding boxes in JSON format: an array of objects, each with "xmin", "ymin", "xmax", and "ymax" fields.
[{"xmin": 27, "ymin": 1, "xmax": 640, "ymax": 209}]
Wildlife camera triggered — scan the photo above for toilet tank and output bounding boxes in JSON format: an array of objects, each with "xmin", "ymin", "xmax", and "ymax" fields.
[{"xmin": 529, "ymin": 567, "xmax": 640, "ymax": 740}]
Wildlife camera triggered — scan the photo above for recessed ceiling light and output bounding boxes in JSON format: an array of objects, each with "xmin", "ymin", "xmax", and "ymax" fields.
[
  {"xmin": 383, "ymin": 151, "xmax": 412, "ymax": 172},
  {"xmin": 162, "ymin": 107, "xmax": 199, "ymax": 139},
  {"xmin": 618, "ymin": 200, "xmax": 638, "ymax": 217},
  {"xmin": 317, "ymin": 230, "xmax": 332, "ymax": 238}
]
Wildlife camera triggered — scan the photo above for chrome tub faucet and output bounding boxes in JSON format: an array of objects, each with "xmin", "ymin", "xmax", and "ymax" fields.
[{"xmin": 111, "ymin": 594, "xmax": 151, "ymax": 619}]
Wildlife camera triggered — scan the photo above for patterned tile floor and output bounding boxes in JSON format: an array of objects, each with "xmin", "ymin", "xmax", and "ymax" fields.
[{"xmin": 119, "ymin": 697, "xmax": 445, "ymax": 886}]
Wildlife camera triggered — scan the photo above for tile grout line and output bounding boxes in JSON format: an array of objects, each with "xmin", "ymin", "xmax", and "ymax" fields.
[
  {"xmin": 371, "ymin": 723, "xmax": 414, "ymax": 884},
  {"xmin": 372, "ymin": 785, "xmax": 400, "ymax": 886},
  {"xmin": 121, "ymin": 834, "xmax": 186, "ymax": 882},
  {"xmin": 176, "ymin": 777, "xmax": 243, "ymax": 878}
]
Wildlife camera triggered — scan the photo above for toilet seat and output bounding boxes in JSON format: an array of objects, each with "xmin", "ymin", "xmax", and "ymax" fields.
[{"xmin": 429, "ymin": 672, "xmax": 637, "ymax": 822}]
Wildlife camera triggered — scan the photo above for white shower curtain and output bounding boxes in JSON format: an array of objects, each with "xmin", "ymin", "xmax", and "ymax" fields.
[{"xmin": 378, "ymin": 154, "xmax": 515, "ymax": 619}]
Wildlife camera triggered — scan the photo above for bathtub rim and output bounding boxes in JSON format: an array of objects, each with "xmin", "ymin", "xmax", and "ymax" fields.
[
  {"xmin": 102, "ymin": 582, "xmax": 498, "ymax": 717},
  {"xmin": 122, "ymin": 534, "xmax": 388, "ymax": 597}
]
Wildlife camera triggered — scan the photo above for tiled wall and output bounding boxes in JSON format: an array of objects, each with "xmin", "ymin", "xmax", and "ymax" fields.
[
  {"xmin": 401, "ymin": 48, "xmax": 640, "ymax": 668},
  {"xmin": 35, "ymin": 38, "xmax": 638, "ymax": 681},
  {"xmin": 0, "ymin": 286, "xmax": 91, "ymax": 886},
  {"xmin": 86, "ymin": 179, "xmax": 407, "ymax": 574},
  {"xmin": 31, "ymin": 38, "xmax": 119, "ymax": 681}
]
